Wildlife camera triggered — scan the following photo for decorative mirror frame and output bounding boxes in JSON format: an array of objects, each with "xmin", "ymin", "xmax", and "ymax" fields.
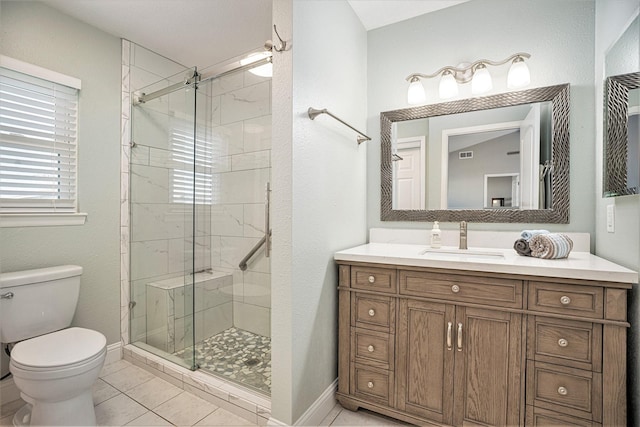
[
  {"xmin": 603, "ymin": 72, "xmax": 640, "ymax": 197},
  {"xmin": 381, "ymin": 84, "xmax": 570, "ymax": 223}
]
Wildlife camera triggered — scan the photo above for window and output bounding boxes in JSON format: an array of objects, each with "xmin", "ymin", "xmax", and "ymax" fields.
[
  {"xmin": 170, "ymin": 124, "xmax": 213, "ymax": 205},
  {"xmin": 0, "ymin": 56, "xmax": 84, "ymax": 225}
]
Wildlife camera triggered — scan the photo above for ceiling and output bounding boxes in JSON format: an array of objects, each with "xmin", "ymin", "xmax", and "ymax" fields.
[
  {"xmin": 347, "ymin": 0, "xmax": 467, "ymax": 31},
  {"xmin": 41, "ymin": 0, "xmax": 466, "ymax": 67}
]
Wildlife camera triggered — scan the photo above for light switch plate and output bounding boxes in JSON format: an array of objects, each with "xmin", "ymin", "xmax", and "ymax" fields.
[{"xmin": 606, "ymin": 204, "xmax": 615, "ymax": 233}]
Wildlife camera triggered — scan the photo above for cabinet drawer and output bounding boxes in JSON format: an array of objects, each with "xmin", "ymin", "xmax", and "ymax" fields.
[
  {"xmin": 351, "ymin": 266, "xmax": 396, "ymax": 293},
  {"xmin": 528, "ymin": 282, "xmax": 604, "ymax": 319},
  {"xmin": 528, "ymin": 316, "xmax": 602, "ymax": 371},
  {"xmin": 352, "ymin": 293, "xmax": 395, "ymax": 332},
  {"xmin": 352, "ymin": 328, "xmax": 394, "ymax": 370},
  {"xmin": 399, "ymin": 270, "xmax": 522, "ymax": 308},
  {"xmin": 526, "ymin": 406, "xmax": 602, "ymax": 427},
  {"xmin": 526, "ymin": 361, "xmax": 602, "ymax": 422},
  {"xmin": 352, "ymin": 364, "xmax": 393, "ymax": 407}
]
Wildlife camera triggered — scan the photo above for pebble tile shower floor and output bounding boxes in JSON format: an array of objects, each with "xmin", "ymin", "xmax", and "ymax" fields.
[{"xmin": 174, "ymin": 327, "xmax": 271, "ymax": 394}]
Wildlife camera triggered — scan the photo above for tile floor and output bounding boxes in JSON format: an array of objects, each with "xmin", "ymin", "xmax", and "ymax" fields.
[
  {"xmin": 173, "ymin": 327, "xmax": 271, "ymax": 394},
  {"xmin": 0, "ymin": 359, "xmax": 409, "ymax": 426}
]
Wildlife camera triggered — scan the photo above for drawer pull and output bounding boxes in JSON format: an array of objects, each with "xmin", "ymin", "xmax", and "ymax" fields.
[
  {"xmin": 560, "ymin": 295, "xmax": 571, "ymax": 305},
  {"xmin": 367, "ymin": 345, "xmax": 375, "ymax": 352},
  {"xmin": 368, "ymin": 275, "xmax": 375, "ymax": 284},
  {"xmin": 558, "ymin": 386, "xmax": 568, "ymax": 396},
  {"xmin": 558, "ymin": 338, "xmax": 569, "ymax": 347},
  {"xmin": 367, "ymin": 381, "xmax": 374, "ymax": 389},
  {"xmin": 451, "ymin": 284, "xmax": 460, "ymax": 293},
  {"xmin": 368, "ymin": 309, "xmax": 375, "ymax": 317}
]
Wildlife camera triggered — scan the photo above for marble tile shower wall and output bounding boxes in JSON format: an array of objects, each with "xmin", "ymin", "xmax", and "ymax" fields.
[
  {"xmin": 122, "ymin": 41, "xmax": 272, "ymax": 351},
  {"xmin": 204, "ymin": 66, "xmax": 272, "ymax": 339}
]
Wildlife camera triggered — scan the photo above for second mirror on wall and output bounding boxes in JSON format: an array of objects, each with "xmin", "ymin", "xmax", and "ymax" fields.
[{"xmin": 603, "ymin": 13, "xmax": 639, "ymax": 197}]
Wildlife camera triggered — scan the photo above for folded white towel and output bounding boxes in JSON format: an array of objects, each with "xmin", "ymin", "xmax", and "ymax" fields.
[
  {"xmin": 530, "ymin": 233, "xmax": 573, "ymax": 259},
  {"xmin": 520, "ymin": 229, "xmax": 550, "ymax": 241}
]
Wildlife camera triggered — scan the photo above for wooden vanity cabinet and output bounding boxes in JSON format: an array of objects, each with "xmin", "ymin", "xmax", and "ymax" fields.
[{"xmin": 336, "ymin": 262, "xmax": 630, "ymax": 427}]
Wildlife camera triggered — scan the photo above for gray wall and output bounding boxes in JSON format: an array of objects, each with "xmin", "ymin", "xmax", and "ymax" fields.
[
  {"xmin": 271, "ymin": 0, "xmax": 368, "ymax": 423},
  {"xmin": 0, "ymin": 0, "xmax": 121, "ymax": 352},
  {"xmin": 367, "ymin": 0, "xmax": 596, "ymax": 238},
  {"xmin": 593, "ymin": 0, "xmax": 640, "ymax": 424},
  {"xmin": 448, "ymin": 133, "xmax": 520, "ymax": 209}
]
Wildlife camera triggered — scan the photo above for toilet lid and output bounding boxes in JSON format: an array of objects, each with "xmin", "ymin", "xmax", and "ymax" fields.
[{"xmin": 11, "ymin": 327, "xmax": 106, "ymax": 368}]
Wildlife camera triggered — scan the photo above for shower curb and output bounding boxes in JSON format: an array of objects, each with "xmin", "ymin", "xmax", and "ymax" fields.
[{"xmin": 124, "ymin": 344, "xmax": 271, "ymax": 425}]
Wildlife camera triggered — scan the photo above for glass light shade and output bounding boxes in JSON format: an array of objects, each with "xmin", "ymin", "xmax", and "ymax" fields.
[
  {"xmin": 438, "ymin": 72, "xmax": 458, "ymax": 99},
  {"xmin": 407, "ymin": 78, "xmax": 426, "ymax": 104},
  {"xmin": 471, "ymin": 66, "xmax": 493, "ymax": 95},
  {"xmin": 507, "ymin": 59, "xmax": 530, "ymax": 89},
  {"xmin": 240, "ymin": 52, "xmax": 273, "ymax": 77}
]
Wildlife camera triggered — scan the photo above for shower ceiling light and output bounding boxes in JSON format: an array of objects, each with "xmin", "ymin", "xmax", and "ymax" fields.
[
  {"xmin": 406, "ymin": 52, "xmax": 531, "ymax": 104},
  {"xmin": 240, "ymin": 52, "xmax": 273, "ymax": 77}
]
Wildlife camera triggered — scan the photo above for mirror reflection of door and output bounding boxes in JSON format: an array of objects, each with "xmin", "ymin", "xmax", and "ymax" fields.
[
  {"xmin": 393, "ymin": 137, "xmax": 426, "ymax": 209},
  {"xmin": 520, "ymin": 104, "xmax": 541, "ymax": 209}
]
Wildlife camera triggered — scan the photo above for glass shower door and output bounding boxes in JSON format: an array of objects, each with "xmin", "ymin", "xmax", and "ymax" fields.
[
  {"xmin": 191, "ymin": 64, "xmax": 273, "ymax": 394},
  {"xmin": 129, "ymin": 68, "xmax": 200, "ymax": 371},
  {"xmin": 129, "ymin": 57, "xmax": 273, "ymax": 394}
]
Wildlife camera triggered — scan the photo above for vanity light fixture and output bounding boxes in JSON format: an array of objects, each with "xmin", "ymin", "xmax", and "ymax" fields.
[{"xmin": 406, "ymin": 52, "xmax": 531, "ymax": 104}]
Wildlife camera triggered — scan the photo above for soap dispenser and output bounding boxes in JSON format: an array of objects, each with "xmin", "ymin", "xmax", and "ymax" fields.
[{"xmin": 431, "ymin": 221, "xmax": 442, "ymax": 249}]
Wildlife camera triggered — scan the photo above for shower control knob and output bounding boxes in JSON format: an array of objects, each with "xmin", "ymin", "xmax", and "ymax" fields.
[
  {"xmin": 558, "ymin": 339, "xmax": 568, "ymax": 347},
  {"xmin": 368, "ymin": 309, "xmax": 375, "ymax": 317},
  {"xmin": 367, "ymin": 381, "xmax": 374, "ymax": 389},
  {"xmin": 560, "ymin": 296, "xmax": 571, "ymax": 305},
  {"xmin": 368, "ymin": 275, "xmax": 375, "ymax": 284},
  {"xmin": 368, "ymin": 345, "xmax": 375, "ymax": 352}
]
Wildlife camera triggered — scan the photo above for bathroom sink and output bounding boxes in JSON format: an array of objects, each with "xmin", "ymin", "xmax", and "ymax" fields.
[{"xmin": 419, "ymin": 248, "xmax": 505, "ymax": 260}]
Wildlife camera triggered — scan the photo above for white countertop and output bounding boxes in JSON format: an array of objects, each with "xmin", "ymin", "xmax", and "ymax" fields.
[{"xmin": 334, "ymin": 243, "xmax": 638, "ymax": 284}]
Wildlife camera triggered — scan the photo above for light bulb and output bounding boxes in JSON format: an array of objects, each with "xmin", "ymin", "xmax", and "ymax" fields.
[
  {"xmin": 471, "ymin": 64, "xmax": 492, "ymax": 95},
  {"xmin": 407, "ymin": 77, "xmax": 426, "ymax": 105},
  {"xmin": 240, "ymin": 52, "xmax": 273, "ymax": 77},
  {"xmin": 438, "ymin": 71, "xmax": 458, "ymax": 99},
  {"xmin": 507, "ymin": 57, "xmax": 530, "ymax": 89}
]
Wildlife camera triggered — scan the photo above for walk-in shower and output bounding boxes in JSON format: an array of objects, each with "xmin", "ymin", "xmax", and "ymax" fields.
[{"xmin": 127, "ymin": 50, "xmax": 272, "ymax": 395}]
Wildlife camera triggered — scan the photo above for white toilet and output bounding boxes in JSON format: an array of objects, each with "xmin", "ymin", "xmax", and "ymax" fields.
[{"xmin": 0, "ymin": 265, "xmax": 107, "ymax": 426}]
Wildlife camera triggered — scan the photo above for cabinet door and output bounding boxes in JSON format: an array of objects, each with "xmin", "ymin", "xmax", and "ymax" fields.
[
  {"xmin": 397, "ymin": 299, "xmax": 455, "ymax": 424},
  {"xmin": 453, "ymin": 307, "xmax": 522, "ymax": 426}
]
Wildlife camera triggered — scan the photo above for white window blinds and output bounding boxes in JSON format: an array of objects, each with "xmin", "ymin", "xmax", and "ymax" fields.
[
  {"xmin": 0, "ymin": 66, "xmax": 79, "ymax": 213},
  {"xmin": 170, "ymin": 126, "xmax": 213, "ymax": 205}
]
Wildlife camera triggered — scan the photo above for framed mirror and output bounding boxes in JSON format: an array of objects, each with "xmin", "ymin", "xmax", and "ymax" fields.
[
  {"xmin": 381, "ymin": 84, "xmax": 570, "ymax": 223},
  {"xmin": 603, "ymin": 13, "xmax": 639, "ymax": 197}
]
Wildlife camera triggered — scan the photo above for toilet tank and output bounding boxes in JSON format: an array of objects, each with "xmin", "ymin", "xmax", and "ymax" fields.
[{"xmin": 0, "ymin": 265, "xmax": 82, "ymax": 343}]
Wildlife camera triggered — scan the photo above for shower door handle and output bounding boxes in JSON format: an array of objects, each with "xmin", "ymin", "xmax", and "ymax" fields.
[{"xmin": 265, "ymin": 182, "xmax": 271, "ymax": 258}]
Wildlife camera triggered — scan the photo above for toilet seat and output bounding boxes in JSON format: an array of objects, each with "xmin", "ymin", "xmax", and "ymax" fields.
[{"xmin": 10, "ymin": 327, "xmax": 106, "ymax": 379}]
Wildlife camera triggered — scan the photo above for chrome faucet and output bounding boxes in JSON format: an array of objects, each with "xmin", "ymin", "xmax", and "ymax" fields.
[{"xmin": 459, "ymin": 221, "xmax": 468, "ymax": 250}]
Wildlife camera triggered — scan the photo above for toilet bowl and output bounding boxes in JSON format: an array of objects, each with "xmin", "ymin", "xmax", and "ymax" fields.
[{"xmin": 10, "ymin": 327, "xmax": 107, "ymax": 426}]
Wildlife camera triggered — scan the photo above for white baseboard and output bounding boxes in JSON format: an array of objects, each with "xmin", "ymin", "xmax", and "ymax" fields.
[
  {"xmin": 105, "ymin": 342, "xmax": 122, "ymax": 365},
  {"xmin": 294, "ymin": 378, "xmax": 337, "ymax": 426},
  {"xmin": 266, "ymin": 418, "xmax": 288, "ymax": 426}
]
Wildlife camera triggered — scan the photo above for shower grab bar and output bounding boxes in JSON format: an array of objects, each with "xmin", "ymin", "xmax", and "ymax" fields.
[
  {"xmin": 239, "ymin": 230, "xmax": 272, "ymax": 271},
  {"xmin": 239, "ymin": 182, "xmax": 271, "ymax": 271},
  {"xmin": 265, "ymin": 182, "xmax": 271, "ymax": 258},
  {"xmin": 307, "ymin": 107, "xmax": 371, "ymax": 144}
]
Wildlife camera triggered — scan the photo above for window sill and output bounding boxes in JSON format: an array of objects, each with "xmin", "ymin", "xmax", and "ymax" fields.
[{"xmin": 0, "ymin": 213, "xmax": 88, "ymax": 227}]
